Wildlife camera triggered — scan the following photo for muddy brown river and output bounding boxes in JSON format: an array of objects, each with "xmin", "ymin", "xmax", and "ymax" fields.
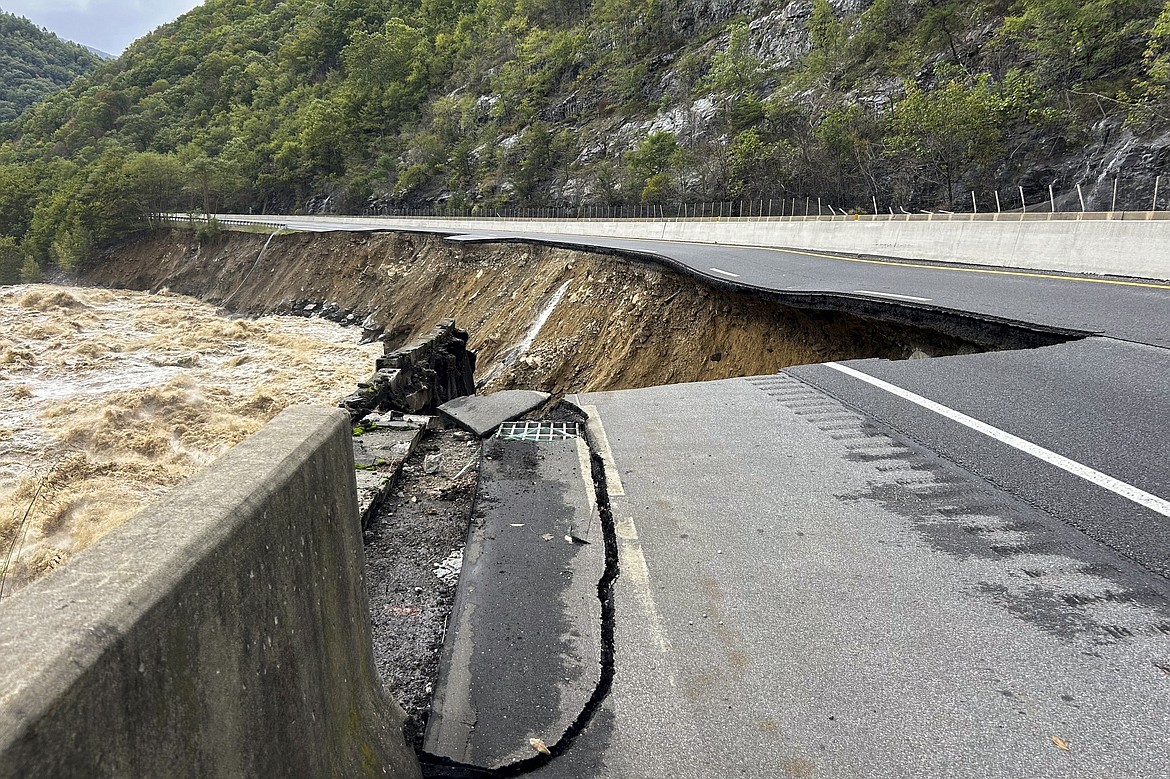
[{"xmin": 0, "ymin": 284, "xmax": 378, "ymax": 597}]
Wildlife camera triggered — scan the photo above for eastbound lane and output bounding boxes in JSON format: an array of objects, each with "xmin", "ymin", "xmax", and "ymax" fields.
[
  {"xmin": 247, "ymin": 215, "xmax": 1170, "ymax": 347},
  {"xmin": 237, "ymin": 214, "xmax": 1170, "ymax": 567},
  {"xmin": 495, "ymin": 233, "xmax": 1170, "ymax": 348},
  {"xmin": 788, "ymin": 338, "xmax": 1170, "ymax": 577}
]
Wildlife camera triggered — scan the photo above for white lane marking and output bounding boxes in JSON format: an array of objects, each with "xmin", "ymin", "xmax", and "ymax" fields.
[
  {"xmin": 574, "ymin": 437, "xmax": 599, "ymax": 541},
  {"xmin": 852, "ymin": 289, "xmax": 933, "ymax": 302},
  {"xmin": 709, "ymin": 267, "xmax": 740, "ymax": 278},
  {"xmin": 582, "ymin": 404, "xmax": 624, "ymax": 496},
  {"xmin": 616, "ymin": 516, "xmax": 672, "ymax": 653},
  {"xmin": 825, "ymin": 362, "xmax": 1170, "ymax": 519}
]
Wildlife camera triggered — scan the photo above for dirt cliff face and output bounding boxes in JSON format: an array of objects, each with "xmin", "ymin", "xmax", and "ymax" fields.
[{"xmin": 84, "ymin": 228, "xmax": 979, "ymax": 395}]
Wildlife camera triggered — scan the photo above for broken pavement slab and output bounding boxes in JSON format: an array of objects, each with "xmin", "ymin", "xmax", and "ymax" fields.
[
  {"xmin": 424, "ymin": 432, "xmax": 605, "ymax": 769},
  {"xmin": 353, "ymin": 425, "xmax": 426, "ymax": 528},
  {"xmin": 438, "ymin": 390, "xmax": 552, "ymax": 437}
]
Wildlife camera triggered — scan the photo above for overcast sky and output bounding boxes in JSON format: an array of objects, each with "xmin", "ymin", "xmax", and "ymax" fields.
[{"xmin": 3, "ymin": 0, "xmax": 204, "ymax": 55}]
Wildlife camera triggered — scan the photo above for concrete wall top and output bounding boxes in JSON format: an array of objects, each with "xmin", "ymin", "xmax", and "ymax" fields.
[
  {"xmin": 0, "ymin": 406, "xmax": 421, "ymax": 778},
  {"xmin": 207, "ymin": 213, "xmax": 1169, "ymax": 281}
]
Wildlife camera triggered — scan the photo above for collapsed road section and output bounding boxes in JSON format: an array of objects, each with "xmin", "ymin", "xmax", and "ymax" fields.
[
  {"xmin": 357, "ymin": 388, "xmax": 620, "ymax": 778},
  {"xmin": 87, "ymin": 230, "xmax": 1077, "ymax": 401},
  {"xmin": 424, "ymin": 419, "xmax": 605, "ymax": 771}
]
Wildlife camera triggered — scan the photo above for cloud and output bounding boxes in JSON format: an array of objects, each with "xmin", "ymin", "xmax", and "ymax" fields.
[
  {"xmin": 3, "ymin": 0, "xmax": 204, "ymax": 53},
  {"xmin": 5, "ymin": 1, "xmax": 95, "ymax": 13}
]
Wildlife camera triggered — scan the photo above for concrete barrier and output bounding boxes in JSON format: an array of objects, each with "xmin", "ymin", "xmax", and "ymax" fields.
[
  {"xmin": 200, "ymin": 213, "xmax": 1170, "ymax": 281},
  {"xmin": 0, "ymin": 407, "xmax": 421, "ymax": 778}
]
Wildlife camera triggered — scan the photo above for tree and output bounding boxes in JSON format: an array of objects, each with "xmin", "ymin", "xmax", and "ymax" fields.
[
  {"xmin": 726, "ymin": 128, "xmax": 798, "ymax": 199},
  {"xmin": 625, "ymin": 131, "xmax": 687, "ymax": 202},
  {"xmin": 804, "ymin": 0, "xmax": 849, "ymax": 81},
  {"xmin": 20, "ymin": 255, "xmax": 41, "ymax": 283},
  {"xmin": 701, "ymin": 21, "xmax": 763, "ymax": 95},
  {"xmin": 120, "ymin": 152, "xmax": 185, "ymax": 225},
  {"xmin": 1131, "ymin": 1, "xmax": 1170, "ymax": 108},
  {"xmin": 886, "ymin": 74, "xmax": 1005, "ymax": 204},
  {"xmin": 0, "ymin": 235, "xmax": 23, "ymax": 284},
  {"xmin": 1002, "ymin": 0, "xmax": 1162, "ymax": 89}
]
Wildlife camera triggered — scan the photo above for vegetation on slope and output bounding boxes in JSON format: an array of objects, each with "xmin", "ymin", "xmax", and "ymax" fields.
[
  {"xmin": 4, "ymin": 0, "xmax": 1170, "ymax": 280},
  {"xmin": 0, "ymin": 10, "xmax": 102, "ymax": 123}
]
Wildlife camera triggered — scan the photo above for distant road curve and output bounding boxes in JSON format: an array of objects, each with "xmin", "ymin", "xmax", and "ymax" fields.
[
  {"xmin": 190, "ymin": 212, "xmax": 1170, "ymax": 281},
  {"xmin": 189, "ymin": 213, "xmax": 1170, "ymax": 348}
]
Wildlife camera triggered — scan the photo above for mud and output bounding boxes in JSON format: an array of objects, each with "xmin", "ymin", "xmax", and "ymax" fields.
[{"xmin": 86, "ymin": 229, "xmax": 988, "ymax": 397}]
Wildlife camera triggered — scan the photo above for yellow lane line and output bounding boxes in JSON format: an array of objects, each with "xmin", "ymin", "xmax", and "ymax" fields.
[
  {"xmin": 752, "ymin": 245, "xmax": 1170, "ymax": 290},
  {"xmin": 629, "ymin": 235, "xmax": 1170, "ymax": 291}
]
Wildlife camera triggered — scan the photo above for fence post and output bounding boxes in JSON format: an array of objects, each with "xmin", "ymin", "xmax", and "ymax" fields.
[
  {"xmin": 1049, "ymin": 183, "xmax": 1056, "ymax": 212},
  {"xmin": 1019, "ymin": 186, "xmax": 1026, "ymax": 214},
  {"xmin": 1076, "ymin": 183, "xmax": 1085, "ymax": 212},
  {"xmin": 1153, "ymin": 175, "xmax": 1161, "ymax": 211},
  {"xmin": 1112, "ymin": 177, "xmax": 1118, "ymax": 212},
  {"xmin": 971, "ymin": 191, "xmax": 977, "ymax": 214},
  {"xmin": 994, "ymin": 191, "xmax": 1001, "ymax": 213}
]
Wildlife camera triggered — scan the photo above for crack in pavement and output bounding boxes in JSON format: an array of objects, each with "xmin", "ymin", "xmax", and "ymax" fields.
[{"xmin": 418, "ymin": 436, "xmax": 620, "ymax": 778}]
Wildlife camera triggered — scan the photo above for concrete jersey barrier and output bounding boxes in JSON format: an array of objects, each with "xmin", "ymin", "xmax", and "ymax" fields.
[
  {"xmin": 0, "ymin": 407, "xmax": 421, "ymax": 778},
  {"xmin": 193, "ymin": 213, "xmax": 1170, "ymax": 281}
]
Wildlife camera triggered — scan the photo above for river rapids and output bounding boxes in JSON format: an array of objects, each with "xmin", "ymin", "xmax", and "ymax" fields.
[{"xmin": 0, "ymin": 284, "xmax": 379, "ymax": 598}]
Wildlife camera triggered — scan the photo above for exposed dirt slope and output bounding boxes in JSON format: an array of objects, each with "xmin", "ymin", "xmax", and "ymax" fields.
[{"xmin": 86, "ymin": 229, "xmax": 980, "ymax": 395}]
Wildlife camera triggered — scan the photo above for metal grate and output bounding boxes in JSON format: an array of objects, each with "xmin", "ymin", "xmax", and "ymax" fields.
[{"xmin": 495, "ymin": 421, "xmax": 580, "ymax": 441}]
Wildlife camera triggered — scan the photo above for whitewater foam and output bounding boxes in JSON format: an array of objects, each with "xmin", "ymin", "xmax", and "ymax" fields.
[{"xmin": 0, "ymin": 284, "xmax": 379, "ymax": 598}]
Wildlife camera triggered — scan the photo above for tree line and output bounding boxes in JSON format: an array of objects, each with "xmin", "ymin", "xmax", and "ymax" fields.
[{"xmin": 3, "ymin": 0, "xmax": 1170, "ymax": 281}]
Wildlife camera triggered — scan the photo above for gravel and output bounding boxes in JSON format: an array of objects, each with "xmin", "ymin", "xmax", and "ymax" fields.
[{"xmin": 362, "ymin": 426, "xmax": 481, "ymax": 749}]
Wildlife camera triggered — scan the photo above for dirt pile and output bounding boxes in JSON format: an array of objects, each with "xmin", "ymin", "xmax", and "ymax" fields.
[{"xmin": 87, "ymin": 229, "xmax": 983, "ymax": 396}]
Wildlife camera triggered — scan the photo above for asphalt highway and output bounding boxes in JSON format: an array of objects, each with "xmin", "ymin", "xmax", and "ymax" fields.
[
  {"xmin": 262, "ymin": 215, "xmax": 1170, "ymax": 571},
  {"xmin": 244, "ymin": 216, "xmax": 1170, "ymax": 348},
  {"xmin": 788, "ymin": 338, "xmax": 1170, "ymax": 578},
  {"xmin": 470, "ymin": 231, "xmax": 1170, "ymax": 348},
  {"xmin": 231, "ymin": 214, "xmax": 1170, "ymax": 775},
  {"xmin": 541, "ymin": 378, "xmax": 1170, "ymax": 777}
]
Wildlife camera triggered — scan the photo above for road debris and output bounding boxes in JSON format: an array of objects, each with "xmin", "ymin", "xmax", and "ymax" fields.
[{"xmin": 433, "ymin": 549, "xmax": 463, "ymax": 585}]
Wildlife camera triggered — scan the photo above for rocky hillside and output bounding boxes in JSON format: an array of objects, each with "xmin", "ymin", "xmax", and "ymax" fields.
[
  {"xmin": 4, "ymin": 0, "xmax": 1170, "ymax": 278},
  {"xmin": 0, "ymin": 10, "xmax": 101, "ymax": 122}
]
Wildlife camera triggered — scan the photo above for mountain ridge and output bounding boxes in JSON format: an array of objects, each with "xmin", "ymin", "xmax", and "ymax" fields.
[
  {"xmin": 3, "ymin": 0, "xmax": 1170, "ymax": 280},
  {"xmin": 0, "ymin": 9, "xmax": 103, "ymax": 123}
]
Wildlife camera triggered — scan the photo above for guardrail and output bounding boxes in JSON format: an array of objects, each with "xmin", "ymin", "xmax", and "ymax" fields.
[
  {"xmin": 162, "ymin": 210, "xmax": 1170, "ymax": 225},
  {"xmin": 159, "ymin": 214, "xmax": 289, "ymax": 230}
]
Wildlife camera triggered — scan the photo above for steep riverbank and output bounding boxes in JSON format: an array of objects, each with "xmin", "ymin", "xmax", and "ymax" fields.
[{"xmin": 85, "ymin": 228, "xmax": 987, "ymax": 396}]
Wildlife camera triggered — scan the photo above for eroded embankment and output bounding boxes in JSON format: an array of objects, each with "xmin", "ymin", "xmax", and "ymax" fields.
[{"xmin": 87, "ymin": 229, "xmax": 1001, "ymax": 395}]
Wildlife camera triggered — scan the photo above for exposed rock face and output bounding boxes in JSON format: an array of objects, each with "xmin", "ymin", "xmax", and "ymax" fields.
[
  {"xmin": 1055, "ymin": 116, "xmax": 1170, "ymax": 211},
  {"xmin": 673, "ymin": 0, "xmax": 769, "ymax": 36},
  {"xmin": 751, "ymin": 0, "xmax": 815, "ymax": 69}
]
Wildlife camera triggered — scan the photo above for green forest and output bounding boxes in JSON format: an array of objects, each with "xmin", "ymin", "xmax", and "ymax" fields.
[
  {"xmin": 0, "ymin": 10, "xmax": 101, "ymax": 123},
  {"xmin": 4, "ymin": 0, "xmax": 1170, "ymax": 282}
]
